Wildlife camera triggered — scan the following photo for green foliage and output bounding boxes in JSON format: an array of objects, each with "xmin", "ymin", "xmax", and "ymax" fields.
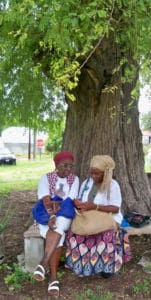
[
  {"xmin": 0, "ymin": 0, "xmax": 151, "ymax": 129},
  {"xmin": 144, "ymin": 264, "xmax": 151, "ymax": 273},
  {"xmin": 45, "ymin": 136, "xmax": 62, "ymax": 153},
  {"xmin": 57, "ymin": 270, "xmax": 64, "ymax": 279},
  {"xmin": 4, "ymin": 263, "xmax": 35, "ymax": 291},
  {"xmin": 132, "ymin": 278, "xmax": 151, "ymax": 296},
  {"xmin": 145, "ymin": 161, "xmax": 151, "ymax": 173},
  {"xmin": 45, "ymin": 116, "xmax": 65, "ymax": 153},
  {"xmin": 143, "ymin": 145, "xmax": 151, "ymax": 156},
  {"xmin": 140, "ymin": 112, "xmax": 151, "ymax": 131},
  {"xmin": 73, "ymin": 288, "xmax": 113, "ymax": 300}
]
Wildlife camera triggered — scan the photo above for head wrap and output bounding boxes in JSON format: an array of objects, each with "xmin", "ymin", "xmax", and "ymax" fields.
[
  {"xmin": 53, "ymin": 151, "xmax": 74, "ymax": 167},
  {"xmin": 90, "ymin": 155, "xmax": 115, "ymax": 199}
]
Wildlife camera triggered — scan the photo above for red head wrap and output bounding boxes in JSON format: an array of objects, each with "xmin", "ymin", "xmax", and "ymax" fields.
[{"xmin": 53, "ymin": 151, "xmax": 74, "ymax": 167}]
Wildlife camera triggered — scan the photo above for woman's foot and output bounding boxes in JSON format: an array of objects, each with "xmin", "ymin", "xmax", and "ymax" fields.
[
  {"xmin": 33, "ymin": 264, "xmax": 46, "ymax": 281},
  {"xmin": 101, "ymin": 272, "xmax": 113, "ymax": 279},
  {"xmin": 48, "ymin": 280, "xmax": 60, "ymax": 296}
]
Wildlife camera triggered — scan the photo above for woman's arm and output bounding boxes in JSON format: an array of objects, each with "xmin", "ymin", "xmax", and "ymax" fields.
[
  {"xmin": 38, "ymin": 174, "xmax": 50, "ymax": 199},
  {"xmin": 38, "ymin": 174, "xmax": 60, "ymax": 214},
  {"xmin": 76, "ymin": 201, "xmax": 119, "ymax": 213}
]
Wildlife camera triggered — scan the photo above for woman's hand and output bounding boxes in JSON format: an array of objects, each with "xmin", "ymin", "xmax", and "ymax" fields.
[
  {"xmin": 79, "ymin": 202, "xmax": 96, "ymax": 212},
  {"xmin": 47, "ymin": 201, "xmax": 61, "ymax": 215},
  {"xmin": 43, "ymin": 195, "xmax": 61, "ymax": 215},
  {"xmin": 73, "ymin": 198, "xmax": 82, "ymax": 208},
  {"xmin": 74, "ymin": 199, "xmax": 96, "ymax": 212}
]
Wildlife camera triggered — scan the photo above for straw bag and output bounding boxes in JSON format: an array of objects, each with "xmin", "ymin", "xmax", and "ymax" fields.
[{"xmin": 71, "ymin": 209, "xmax": 116, "ymax": 235}]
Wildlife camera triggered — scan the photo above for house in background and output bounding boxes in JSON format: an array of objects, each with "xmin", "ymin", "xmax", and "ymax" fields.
[
  {"xmin": 1, "ymin": 127, "xmax": 47, "ymax": 154},
  {"xmin": 142, "ymin": 130, "xmax": 151, "ymax": 145}
]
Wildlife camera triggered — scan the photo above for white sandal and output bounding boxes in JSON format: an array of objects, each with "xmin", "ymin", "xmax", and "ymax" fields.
[
  {"xmin": 48, "ymin": 280, "xmax": 60, "ymax": 296},
  {"xmin": 33, "ymin": 264, "xmax": 45, "ymax": 281}
]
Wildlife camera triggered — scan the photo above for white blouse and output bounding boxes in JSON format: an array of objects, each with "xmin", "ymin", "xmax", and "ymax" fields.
[
  {"xmin": 79, "ymin": 177, "xmax": 123, "ymax": 224},
  {"xmin": 38, "ymin": 174, "xmax": 79, "ymax": 200}
]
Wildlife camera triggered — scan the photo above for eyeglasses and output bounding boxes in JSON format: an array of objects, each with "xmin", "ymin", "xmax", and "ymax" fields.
[{"xmin": 59, "ymin": 163, "xmax": 74, "ymax": 169}]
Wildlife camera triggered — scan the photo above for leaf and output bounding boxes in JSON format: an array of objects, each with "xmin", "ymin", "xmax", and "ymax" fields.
[{"xmin": 97, "ymin": 10, "xmax": 107, "ymax": 18}]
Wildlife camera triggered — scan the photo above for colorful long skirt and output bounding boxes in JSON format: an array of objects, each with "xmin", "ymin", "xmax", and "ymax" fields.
[{"xmin": 65, "ymin": 228, "xmax": 131, "ymax": 276}]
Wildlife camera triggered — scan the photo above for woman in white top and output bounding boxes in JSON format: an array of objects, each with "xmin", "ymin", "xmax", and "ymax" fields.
[
  {"xmin": 66, "ymin": 155, "xmax": 131, "ymax": 278},
  {"xmin": 32, "ymin": 151, "xmax": 79, "ymax": 296}
]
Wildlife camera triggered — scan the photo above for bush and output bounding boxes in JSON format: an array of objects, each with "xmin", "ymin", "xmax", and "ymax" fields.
[{"xmin": 45, "ymin": 136, "xmax": 62, "ymax": 153}]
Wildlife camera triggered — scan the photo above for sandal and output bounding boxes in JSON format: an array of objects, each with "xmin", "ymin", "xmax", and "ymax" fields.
[
  {"xmin": 48, "ymin": 280, "xmax": 60, "ymax": 296},
  {"xmin": 33, "ymin": 264, "xmax": 45, "ymax": 281}
]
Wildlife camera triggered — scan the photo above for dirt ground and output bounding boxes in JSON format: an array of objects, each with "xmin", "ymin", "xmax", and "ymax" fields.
[{"xmin": 0, "ymin": 190, "xmax": 151, "ymax": 300}]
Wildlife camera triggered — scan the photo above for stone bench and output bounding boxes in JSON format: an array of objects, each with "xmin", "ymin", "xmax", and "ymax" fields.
[
  {"xmin": 23, "ymin": 224, "xmax": 44, "ymax": 272},
  {"xmin": 23, "ymin": 222, "xmax": 151, "ymax": 272}
]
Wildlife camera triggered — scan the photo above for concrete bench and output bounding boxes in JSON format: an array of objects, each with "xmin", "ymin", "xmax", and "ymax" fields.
[
  {"xmin": 23, "ymin": 223, "xmax": 151, "ymax": 272},
  {"xmin": 23, "ymin": 224, "xmax": 44, "ymax": 272}
]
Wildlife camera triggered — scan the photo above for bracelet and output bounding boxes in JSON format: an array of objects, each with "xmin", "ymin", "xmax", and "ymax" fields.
[
  {"xmin": 47, "ymin": 208, "xmax": 52, "ymax": 212},
  {"xmin": 49, "ymin": 214, "xmax": 56, "ymax": 220},
  {"xmin": 96, "ymin": 205, "xmax": 99, "ymax": 211}
]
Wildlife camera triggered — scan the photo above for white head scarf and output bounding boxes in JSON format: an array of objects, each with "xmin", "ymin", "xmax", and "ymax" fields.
[{"xmin": 90, "ymin": 155, "xmax": 115, "ymax": 199}]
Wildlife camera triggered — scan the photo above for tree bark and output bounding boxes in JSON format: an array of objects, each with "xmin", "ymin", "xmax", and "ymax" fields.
[{"xmin": 63, "ymin": 39, "xmax": 151, "ymax": 214}]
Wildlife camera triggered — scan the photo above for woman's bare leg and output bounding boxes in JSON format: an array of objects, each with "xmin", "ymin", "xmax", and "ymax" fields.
[
  {"xmin": 34, "ymin": 230, "xmax": 62, "ymax": 283},
  {"xmin": 47, "ymin": 245, "xmax": 63, "ymax": 295},
  {"xmin": 41, "ymin": 230, "xmax": 61, "ymax": 269},
  {"xmin": 49, "ymin": 247, "xmax": 63, "ymax": 282}
]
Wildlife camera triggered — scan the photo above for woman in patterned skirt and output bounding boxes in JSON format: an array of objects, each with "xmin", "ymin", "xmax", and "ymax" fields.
[{"xmin": 65, "ymin": 155, "xmax": 131, "ymax": 278}]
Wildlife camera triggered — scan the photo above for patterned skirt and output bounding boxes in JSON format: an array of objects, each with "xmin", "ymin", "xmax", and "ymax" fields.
[{"xmin": 65, "ymin": 228, "xmax": 131, "ymax": 276}]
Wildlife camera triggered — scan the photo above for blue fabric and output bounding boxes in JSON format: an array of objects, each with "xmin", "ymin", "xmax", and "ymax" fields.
[
  {"xmin": 32, "ymin": 197, "xmax": 75, "ymax": 225},
  {"xmin": 32, "ymin": 199, "xmax": 50, "ymax": 225},
  {"xmin": 56, "ymin": 197, "xmax": 75, "ymax": 218},
  {"xmin": 51, "ymin": 195, "xmax": 63, "ymax": 202},
  {"xmin": 121, "ymin": 217, "xmax": 130, "ymax": 228}
]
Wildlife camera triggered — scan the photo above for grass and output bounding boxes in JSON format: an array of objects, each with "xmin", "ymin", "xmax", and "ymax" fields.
[
  {"xmin": 2, "ymin": 262, "xmax": 35, "ymax": 291},
  {"xmin": 73, "ymin": 288, "xmax": 113, "ymax": 300},
  {"xmin": 0, "ymin": 155, "xmax": 54, "ymax": 195},
  {"xmin": 132, "ymin": 278, "xmax": 151, "ymax": 296}
]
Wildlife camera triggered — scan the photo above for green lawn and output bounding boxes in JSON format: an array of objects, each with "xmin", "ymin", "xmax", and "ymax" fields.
[{"xmin": 0, "ymin": 155, "xmax": 54, "ymax": 195}]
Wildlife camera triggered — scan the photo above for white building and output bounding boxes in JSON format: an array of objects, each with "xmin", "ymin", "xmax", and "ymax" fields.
[{"xmin": 1, "ymin": 127, "xmax": 47, "ymax": 154}]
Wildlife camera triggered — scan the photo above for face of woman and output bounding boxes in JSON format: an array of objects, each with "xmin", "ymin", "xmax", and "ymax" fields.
[
  {"xmin": 90, "ymin": 167, "xmax": 104, "ymax": 184},
  {"xmin": 56, "ymin": 159, "xmax": 74, "ymax": 178}
]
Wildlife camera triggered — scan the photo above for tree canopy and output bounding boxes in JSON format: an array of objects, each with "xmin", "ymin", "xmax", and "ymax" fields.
[
  {"xmin": 1, "ymin": 1, "xmax": 151, "ymax": 213},
  {"xmin": 0, "ymin": 0, "xmax": 151, "ymax": 129}
]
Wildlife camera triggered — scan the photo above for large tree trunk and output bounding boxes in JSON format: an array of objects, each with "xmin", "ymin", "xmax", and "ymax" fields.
[{"xmin": 63, "ymin": 39, "xmax": 151, "ymax": 214}]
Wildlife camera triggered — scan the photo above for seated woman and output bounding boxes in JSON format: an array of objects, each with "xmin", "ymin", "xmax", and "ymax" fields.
[
  {"xmin": 65, "ymin": 155, "xmax": 131, "ymax": 278},
  {"xmin": 32, "ymin": 151, "xmax": 79, "ymax": 296}
]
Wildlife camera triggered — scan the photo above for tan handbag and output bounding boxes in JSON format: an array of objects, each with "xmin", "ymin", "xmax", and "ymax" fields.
[{"xmin": 71, "ymin": 209, "xmax": 116, "ymax": 235}]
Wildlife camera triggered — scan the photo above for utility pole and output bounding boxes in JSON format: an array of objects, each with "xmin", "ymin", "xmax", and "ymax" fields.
[{"xmin": 28, "ymin": 127, "xmax": 31, "ymax": 160}]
